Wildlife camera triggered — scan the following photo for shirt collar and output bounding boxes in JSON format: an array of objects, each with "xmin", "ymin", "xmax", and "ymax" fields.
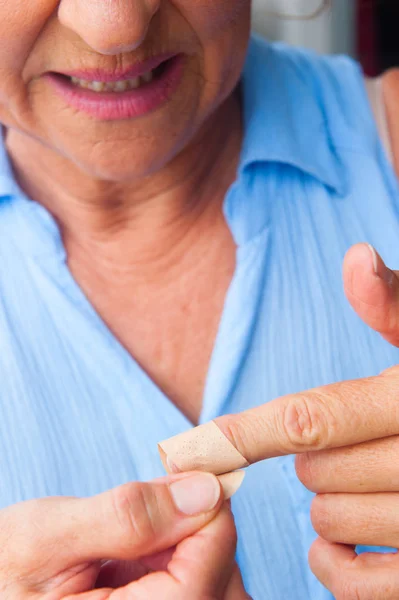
[{"xmin": 240, "ymin": 35, "xmax": 346, "ymax": 195}]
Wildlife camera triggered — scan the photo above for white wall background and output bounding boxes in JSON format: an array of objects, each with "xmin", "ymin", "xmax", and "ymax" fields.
[{"xmin": 251, "ymin": 0, "xmax": 356, "ymax": 57}]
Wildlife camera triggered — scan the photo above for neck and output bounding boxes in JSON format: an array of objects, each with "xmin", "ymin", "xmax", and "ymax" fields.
[{"xmin": 4, "ymin": 92, "xmax": 242, "ymax": 276}]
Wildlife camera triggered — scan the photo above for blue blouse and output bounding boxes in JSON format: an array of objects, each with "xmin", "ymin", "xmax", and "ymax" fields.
[{"xmin": 0, "ymin": 35, "xmax": 398, "ymax": 600}]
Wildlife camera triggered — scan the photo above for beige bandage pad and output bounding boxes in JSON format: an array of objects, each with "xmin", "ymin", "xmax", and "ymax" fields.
[
  {"xmin": 158, "ymin": 421, "xmax": 249, "ymax": 498},
  {"xmin": 217, "ymin": 471, "xmax": 246, "ymax": 499}
]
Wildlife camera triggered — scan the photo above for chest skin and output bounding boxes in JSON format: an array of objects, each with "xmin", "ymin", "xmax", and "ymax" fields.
[{"xmin": 65, "ymin": 219, "xmax": 237, "ymax": 425}]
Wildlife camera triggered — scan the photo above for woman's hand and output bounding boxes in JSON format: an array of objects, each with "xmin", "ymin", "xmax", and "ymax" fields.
[
  {"xmin": 0, "ymin": 472, "xmax": 249, "ymax": 599},
  {"xmin": 214, "ymin": 244, "xmax": 399, "ymax": 600}
]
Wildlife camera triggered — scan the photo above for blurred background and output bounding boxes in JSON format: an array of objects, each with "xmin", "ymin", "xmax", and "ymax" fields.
[{"xmin": 251, "ymin": 0, "xmax": 399, "ymax": 76}]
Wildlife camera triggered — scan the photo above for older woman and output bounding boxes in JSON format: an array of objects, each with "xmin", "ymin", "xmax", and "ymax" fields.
[{"xmin": 1, "ymin": 0, "xmax": 399, "ymax": 598}]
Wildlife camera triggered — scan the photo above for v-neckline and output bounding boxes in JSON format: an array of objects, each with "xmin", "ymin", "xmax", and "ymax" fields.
[{"xmin": 10, "ymin": 178, "xmax": 269, "ymax": 431}]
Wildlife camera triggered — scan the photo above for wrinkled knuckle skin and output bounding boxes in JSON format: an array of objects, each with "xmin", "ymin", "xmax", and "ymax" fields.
[
  {"xmin": 282, "ymin": 395, "xmax": 330, "ymax": 451},
  {"xmin": 337, "ymin": 579, "xmax": 364, "ymax": 600},
  {"xmin": 111, "ymin": 483, "xmax": 159, "ymax": 551}
]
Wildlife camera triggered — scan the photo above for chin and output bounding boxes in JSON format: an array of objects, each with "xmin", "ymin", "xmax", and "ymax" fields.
[
  {"xmin": 46, "ymin": 107, "xmax": 193, "ymax": 181},
  {"xmin": 71, "ymin": 142, "xmax": 174, "ymax": 182}
]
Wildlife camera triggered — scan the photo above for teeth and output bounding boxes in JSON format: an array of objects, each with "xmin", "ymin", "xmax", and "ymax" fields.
[
  {"xmin": 113, "ymin": 81, "xmax": 128, "ymax": 92},
  {"xmin": 90, "ymin": 81, "xmax": 105, "ymax": 92},
  {"xmin": 70, "ymin": 71, "xmax": 155, "ymax": 92},
  {"xmin": 141, "ymin": 71, "xmax": 153, "ymax": 84},
  {"xmin": 71, "ymin": 76, "xmax": 89, "ymax": 89},
  {"xmin": 128, "ymin": 77, "xmax": 140, "ymax": 90}
]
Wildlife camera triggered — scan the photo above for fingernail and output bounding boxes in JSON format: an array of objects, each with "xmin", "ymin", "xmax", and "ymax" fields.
[
  {"xmin": 367, "ymin": 244, "xmax": 394, "ymax": 285},
  {"xmin": 170, "ymin": 473, "xmax": 220, "ymax": 515},
  {"xmin": 367, "ymin": 244, "xmax": 379, "ymax": 274}
]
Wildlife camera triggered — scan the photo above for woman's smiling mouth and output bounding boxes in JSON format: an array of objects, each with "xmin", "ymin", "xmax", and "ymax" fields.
[
  {"xmin": 45, "ymin": 54, "xmax": 185, "ymax": 120},
  {"xmin": 69, "ymin": 71, "xmax": 155, "ymax": 92}
]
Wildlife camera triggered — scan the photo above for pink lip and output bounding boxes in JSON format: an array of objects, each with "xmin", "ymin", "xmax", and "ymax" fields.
[
  {"xmin": 60, "ymin": 53, "xmax": 178, "ymax": 82},
  {"xmin": 45, "ymin": 54, "xmax": 185, "ymax": 121}
]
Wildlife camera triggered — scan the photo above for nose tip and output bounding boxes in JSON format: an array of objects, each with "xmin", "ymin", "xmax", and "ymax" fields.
[{"xmin": 58, "ymin": 0, "xmax": 161, "ymax": 55}]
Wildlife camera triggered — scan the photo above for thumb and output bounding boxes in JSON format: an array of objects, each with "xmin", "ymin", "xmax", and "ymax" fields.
[
  {"xmin": 343, "ymin": 243, "xmax": 399, "ymax": 346},
  {"xmin": 3, "ymin": 472, "xmax": 223, "ymax": 575},
  {"xmin": 65, "ymin": 506, "xmax": 240, "ymax": 600}
]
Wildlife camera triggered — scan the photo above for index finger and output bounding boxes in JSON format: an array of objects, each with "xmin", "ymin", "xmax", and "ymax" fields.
[
  {"xmin": 216, "ymin": 369, "xmax": 399, "ymax": 464},
  {"xmin": 160, "ymin": 369, "xmax": 399, "ymax": 473}
]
